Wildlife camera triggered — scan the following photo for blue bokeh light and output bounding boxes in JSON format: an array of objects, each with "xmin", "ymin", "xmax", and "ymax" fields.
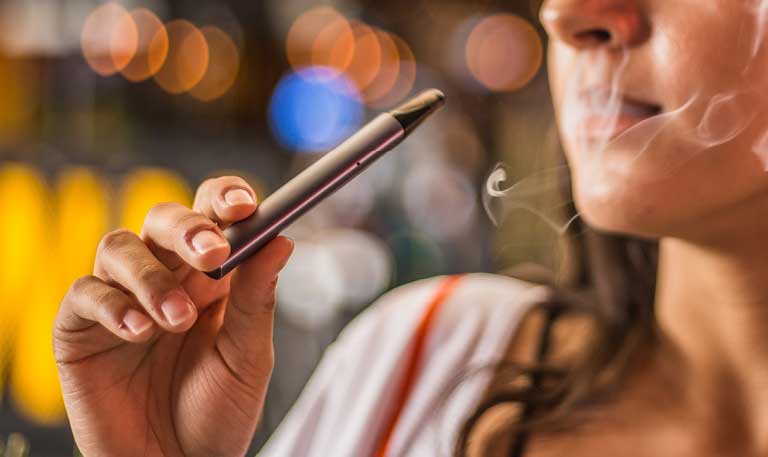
[{"xmin": 269, "ymin": 67, "xmax": 364, "ymax": 153}]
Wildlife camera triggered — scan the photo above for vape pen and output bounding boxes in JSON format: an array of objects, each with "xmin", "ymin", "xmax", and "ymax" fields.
[{"xmin": 206, "ymin": 89, "xmax": 446, "ymax": 279}]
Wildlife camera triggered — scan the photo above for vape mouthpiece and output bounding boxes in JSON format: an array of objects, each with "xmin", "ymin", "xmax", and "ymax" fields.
[{"xmin": 389, "ymin": 89, "xmax": 446, "ymax": 137}]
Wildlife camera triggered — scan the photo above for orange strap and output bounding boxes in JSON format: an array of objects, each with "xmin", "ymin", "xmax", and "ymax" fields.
[{"xmin": 373, "ymin": 274, "xmax": 465, "ymax": 457}]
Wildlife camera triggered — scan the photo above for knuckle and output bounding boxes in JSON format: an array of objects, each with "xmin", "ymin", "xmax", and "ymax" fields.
[
  {"xmin": 145, "ymin": 202, "xmax": 180, "ymax": 223},
  {"xmin": 195, "ymin": 178, "xmax": 218, "ymax": 204},
  {"xmin": 198, "ymin": 177, "xmax": 217, "ymax": 194},
  {"xmin": 98, "ymin": 229, "xmax": 135, "ymax": 256},
  {"xmin": 174, "ymin": 217, "xmax": 219, "ymax": 245},
  {"xmin": 174, "ymin": 211, "xmax": 213, "ymax": 232},
  {"xmin": 136, "ymin": 262, "xmax": 172, "ymax": 287},
  {"xmin": 224, "ymin": 176, "xmax": 250, "ymax": 190},
  {"xmin": 202, "ymin": 176, "xmax": 251, "ymax": 198},
  {"xmin": 92, "ymin": 286, "xmax": 124, "ymax": 309},
  {"xmin": 135, "ymin": 262, "xmax": 176, "ymax": 302},
  {"xmin": 92, "ymin": 288, "xmax": 127, "ymax": 325},
  {"xmin": 56, "ymin": 276, "xmax": 94, "ymax": 324},
  {"xmin": 69, "ymin": 275, "xmax": 98, "ymax": 296}
]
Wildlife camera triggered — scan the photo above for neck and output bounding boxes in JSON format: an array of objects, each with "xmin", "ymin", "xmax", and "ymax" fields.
[
  {"xmin": 654, "ymin": 232, "xmax": 768, "ymax": 443},
  {"xmin": 656, "ymin": 234, "xmax": 768, "ymax": 368}
]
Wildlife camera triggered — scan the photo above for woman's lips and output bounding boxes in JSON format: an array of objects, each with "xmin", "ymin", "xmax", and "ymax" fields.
[{"xmin": 572, "ymin": 93, "xmax": 663, "ymax": 143}]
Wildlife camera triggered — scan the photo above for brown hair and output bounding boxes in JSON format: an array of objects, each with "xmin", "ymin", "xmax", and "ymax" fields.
[{"xmin": 454, "ymin": 191, "xmax": 660, "ymax": 455}]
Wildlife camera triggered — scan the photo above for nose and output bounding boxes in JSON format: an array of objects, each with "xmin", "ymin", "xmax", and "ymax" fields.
[{"xmin": 540, "ymin": 0, "xmax": 650, "ymax": 50}]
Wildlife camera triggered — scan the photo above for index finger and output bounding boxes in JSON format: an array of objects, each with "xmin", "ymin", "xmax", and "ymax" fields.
[
  {"xmin": 141, "ymin": 203, "xmax": 230, "ymax": 272},
  {"xmin": 194, "ymin": 176, "xmax": 258, "ymax": 227}
]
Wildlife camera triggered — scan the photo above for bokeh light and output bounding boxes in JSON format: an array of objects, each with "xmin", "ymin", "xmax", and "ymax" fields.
[
  {"xmin": 402, "ymin": 163, "xmax": 478, "ymax": 241},
  {"xmin": 154, "ymin": 20, "xmax": 210, "ymax": 94},
  {"xmin": 322, "ymin": 229, "xmax": 393, "ymax": 308},
  {"xmin": 466, "ymin": 13, "xmax": 543, "ymax": 92},
  {"xmin": 81, "ymin": 2, "xmax": 138, "ymax": 76},
  {"xmin": 361, "ymin": 30, "xmax": 400, "ymax": 104},
  {"xmin": 120, "ymin": 168, "xmax": 193, "ymax": 233},
  {"xmin": 10, "ymin": 264, "xmax": 65, "ymax": 425},
  {"xmin": 0, "ymin": 164, "xmax": 49, "ymax": 314},
  {"xmin": 341, "ymin": 22, "xmax": 383, "ymax": 92},
  {"xmin": 277, "ymin": 239, "xmax": 345, "ymax": 329},
  {"xmin": 286, "ymin": 7, "xmax": 351, "ymax": 72},
  {"xmin": 269, "ymin": 67, "xmax": 363, "ymax": 153},
  {"xmin": 189, "ymin": 26, "xmax": 240, "ymax": 101},
  {"xmin": 368, "ymin": 34, "xmax": 417, "ymax": 109},
  {"xmin": 10, "ymin": 168, "xmax": 109, "ymax": 425},
  {"xmin": 277, "ymin": 228, "xmax": 393, "ymax": 327},
  {"xmin": 311, "ymin": 14, "xmax": 355, "ymax": 72},
  {"xmin": 284, "ymin": 7, "xmax": 414, "ymax": 105},
  {"xmin": 55, "ymin": 168, "xmax": 110, "ymax": 289},
  {"xmin": 120, "ymin": 8, "xmax": 169, "ymax": 82},
  {"xmin": 0, "ymin": 165, "xmax": 49, "ymax": 404}
]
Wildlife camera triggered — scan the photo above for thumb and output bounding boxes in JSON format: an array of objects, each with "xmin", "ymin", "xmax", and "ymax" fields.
[{"xmin": 216, "ymin": 236, "xmax": 294, "ymax": 381}]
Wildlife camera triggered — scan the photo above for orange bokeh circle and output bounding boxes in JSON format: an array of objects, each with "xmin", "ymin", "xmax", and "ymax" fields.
[
  {"xmin": 81, "ymin": 2, "xmax": 138, "ymax": 76},
  {"xmin": 362, "ymin": 30, "xmax": 400, "ymax": 104},
  {"xmin": 368, "ymin": 34, "xmax": 417, "ymax": 109},
  {"xmin": 154, "ymin": 20, "xmax": 210, "ymax": 94},
  {"xmin": 286, "ymin": 7, "xmax": 351, "ymax": 71},
  {"xmin": 466, "ymin": 14, "xmax": 543, "ymax": 92},
  {"xmin": 120, "ymin": 9, "xmax": 169, "ymax": 82},
  {"xmin": 189, "ymin": 26, "xmax": 240, "ymax": 101},
  {"xmin": 312, "ymin": 16, "xmax": 355, "ymax": 72},
  {"xmin": 338, "ymin": 22, "xmax": 382, "ymax": 92}
]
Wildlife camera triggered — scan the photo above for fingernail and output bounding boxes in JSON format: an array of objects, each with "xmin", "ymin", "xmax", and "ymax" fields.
[
  {"xmin": 192, "ymin": 230, "xmax": 228, "ymax": 254},
  {"xmin": 224, "ymin": 188, "xmax": 255, "ymax": 207},
  {"xmin": 161, "ymin": 292, "xmax": 195, "ymax": 326},
  {"xmin": 123, "ymin": 309, "xmax": 153, "ymax": 335}
]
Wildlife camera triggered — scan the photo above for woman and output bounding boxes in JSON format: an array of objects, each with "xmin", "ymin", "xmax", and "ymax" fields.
[{"xmin": 54, "ymin": 0, "xmax": 768, "ymax": 455}]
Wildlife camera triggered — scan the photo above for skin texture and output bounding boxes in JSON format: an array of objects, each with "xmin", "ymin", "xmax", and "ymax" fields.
[{"xmin": 54, "ymin": 177, "xmax": 294, "ymax": 457}]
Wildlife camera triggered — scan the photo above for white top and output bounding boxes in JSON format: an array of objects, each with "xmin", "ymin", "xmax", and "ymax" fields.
[{"xmin": 260, "ymin": 273, "xmax": 548, "ymax": 457}]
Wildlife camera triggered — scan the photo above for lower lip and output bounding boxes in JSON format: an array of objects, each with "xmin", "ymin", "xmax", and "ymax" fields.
[{"xmin": 577, "ymin": 113, "xmax": 657, "ymax": 143}]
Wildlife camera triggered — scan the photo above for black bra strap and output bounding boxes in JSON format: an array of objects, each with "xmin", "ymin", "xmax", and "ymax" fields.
[{"xmin": 508, "ymin": 306, "xmax": 561, "ymax": 457}]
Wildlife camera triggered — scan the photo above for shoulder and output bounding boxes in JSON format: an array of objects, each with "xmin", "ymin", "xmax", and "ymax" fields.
[
  {"xmin": 341, "ymin": 273, "xmax": 549, "ymax": 341},
  {"xmin": 376, "ymin": 272, "xmax": 545, "ymax": 316},
  {"xmin": 336, "ymin": 273, "xmax": 549, "ymax": 362}
]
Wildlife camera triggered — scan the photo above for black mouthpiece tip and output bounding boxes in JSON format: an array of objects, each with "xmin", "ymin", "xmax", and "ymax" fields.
[
  {"xmin": 389, "ymin": 89, "xmax": 447, "ymax": 136},
  {"xmin": 205, "ymin": 267, "xmax": 225, "ymax": 280}
]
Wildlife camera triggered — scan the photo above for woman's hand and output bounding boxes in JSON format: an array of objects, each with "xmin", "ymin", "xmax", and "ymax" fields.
[{"xmin": 54, "ymin": 176, "xmax": 293, "ymax": 457}]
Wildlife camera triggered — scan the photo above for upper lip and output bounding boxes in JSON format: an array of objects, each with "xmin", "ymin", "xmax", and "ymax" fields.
[
  {"xmin": 574, "ymin": 86, "xmax": 663, "ymax": 140},
  {"xmin": 579, "ymin": 86, "xmax": 663, "ymax": 116}
]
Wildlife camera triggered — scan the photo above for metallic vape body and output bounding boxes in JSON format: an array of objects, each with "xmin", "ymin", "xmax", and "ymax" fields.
[{"xmin": 206, "ymin": 89, "xmax": 446, "ymax": 279}]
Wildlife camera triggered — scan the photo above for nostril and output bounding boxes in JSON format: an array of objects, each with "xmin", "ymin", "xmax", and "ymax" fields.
[{"xmin": 574, "ymin": 29, "xmax": 612, "ymax": 45}]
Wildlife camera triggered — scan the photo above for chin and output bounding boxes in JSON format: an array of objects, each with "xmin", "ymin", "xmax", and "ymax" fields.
[{"xmin": 572, "ymin": 183, "xmax": 672, "ymax": 239}]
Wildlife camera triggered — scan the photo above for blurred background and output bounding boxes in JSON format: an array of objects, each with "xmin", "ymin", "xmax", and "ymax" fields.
[{"xmin": 0, "ymin": 0, "xmax": 567, "ymax": 455}]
